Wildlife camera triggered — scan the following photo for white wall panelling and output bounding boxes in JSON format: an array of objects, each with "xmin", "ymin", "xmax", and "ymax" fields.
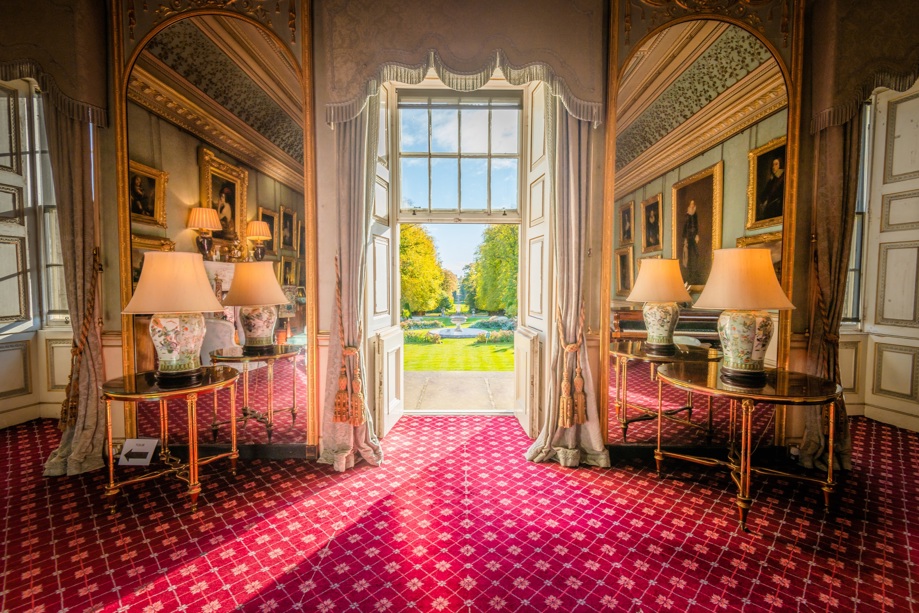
[
  {"xmin": 0, "ymin": 236, "xmax": 28, "ymax": 323},
  {"xmin": 0, "ymin": 340, "xmax": 31, "ymax": 399},
  {"xmin": 875, "ymin": 241, "xmax": 919, "ymax": 326}
]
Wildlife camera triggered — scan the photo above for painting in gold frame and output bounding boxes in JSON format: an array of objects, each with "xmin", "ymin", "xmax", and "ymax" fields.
[
  {"xmin": 671, "ymin": 161, "xmax": 723, "ymax": 292},
  {"xmin": 280, "ymin": 205, "xmax": 297, "ymax": 251},
  {"xmin": 129, "ymin": 161, "xmax": 168, "ymax": 228},
  {"xmin": 618, "ymin": 200, "xmax": 634, "ymax": 246},
  {"xmin": 279, "ymin": 255, "xmax": 297, "ymax": 286},
  {"xmin": 130, "ymin": 234, "xmax": 175, "ymax": 291},
  {"xmin": 746, "ymin": 136, "xmax": 787, "ymax": 230},
  {"xmin": 640, "ymin": 193, "xmax": 662, "ymax": 254},
  {"xmin": 257, "ymin": 206, "xmax": 278, "ymax": 257},
  {"xmin": 736, "ymin": 231, "xmax": 783, "ymax": 280},
  {"xmin": 615, "ymin": 246, "xmax": 634, "ymax": 297},
  {"xmin": 199, "ymin": 147, "xmax": 248, "ymax": 245}
]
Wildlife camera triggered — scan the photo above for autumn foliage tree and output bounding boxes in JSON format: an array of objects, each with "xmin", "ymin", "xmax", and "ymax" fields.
[{"xmin": 400, "ymin": 224, "xmax": 445, "ymax": 314}]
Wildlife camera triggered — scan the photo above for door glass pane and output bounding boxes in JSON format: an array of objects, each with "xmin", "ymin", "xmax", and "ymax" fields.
[
  {"xmin": 461, "ymin": 158, "xmax": 487, "ymax": 211},
  {"xmin": 431, "ymin": 158, "xmax": 458, "ymax": 210},
  {"xmin": 431, "ymin": 109, "xmax": 458, "ymax": 153},
  {"xmin": 491, "ymin": 109, "xmax": 519, "ymax": 154},
  {"xmin": 400, "ymin": 108, "xmax": 428, "ymax": 153},
  {"xmin": 460, "ymin": 109, "xmax": 488, "ymax": 154},
  {"xmin": 400, "ymin": 158, "xmax": 429, "ymax": 210},
  {"xmin": 491, "ymin": 159, "xmax": 518, "ymax": 210}
]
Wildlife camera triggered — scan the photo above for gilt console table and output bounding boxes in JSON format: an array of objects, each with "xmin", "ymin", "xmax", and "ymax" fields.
[{"xmin": 655, "ymin": 361, "xmax": 843, "ymax": 532}]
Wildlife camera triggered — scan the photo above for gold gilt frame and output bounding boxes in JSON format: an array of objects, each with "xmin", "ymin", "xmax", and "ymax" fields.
[
  {"xmin": 746, "ymin": 136, "xmax": 787, "ymax": 230},
  {"xmin": 618, "ymin": 200, "xmax": 634, "ymax": 246},
  {"xmin": 671, "ymin": 161, "xmax": 723, "ymax": 292},
  {"xmin": 130, "ymin": 234, "xmax": 175, "ymax": 291},
  {"xmin": 112, "ymin": 4, "xmax": 320, "ymax": 449},
  {"xmin": 614, "ymin": 246, "xmax": 634, "ymax": 296},
  {"xmin": 199, "ymin": 147, "xmax": 248, "ymax": 248},
  {"xmin": 599, "ymin": 3, "xmax": 805, "ymax": 445},
  {"xmin": 128, "ymin": 160, "xmax": 168, "ymax": 228}
]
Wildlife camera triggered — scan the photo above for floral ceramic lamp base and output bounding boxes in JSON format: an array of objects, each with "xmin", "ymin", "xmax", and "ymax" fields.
[
  {"xmin": 239, "ymin": 305, "xmax": 278, "ymax": 353},
  {"xmin": 642, "ymin": 301, "xmax": 680, "ymax": 354},
  {"xmin": 718, "ymin": 309, "xmax": 773, "ymax": 386},
  {"xmin": 149, "ymin": 312, "xmax": 206, "ymax": 386}
]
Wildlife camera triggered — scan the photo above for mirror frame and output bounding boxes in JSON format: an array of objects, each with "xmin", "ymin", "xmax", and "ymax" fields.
[
  {"xmin": 599, "ymin": 2, "xmax": 805, "ymax": 444},
  {"xmin": 110, "ymin": 3, "xmax": 320, "ymax": 452}
]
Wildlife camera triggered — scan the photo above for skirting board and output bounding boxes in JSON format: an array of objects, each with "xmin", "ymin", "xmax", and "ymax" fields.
[{"xmin": 864, "ymin": 404, "xmax": 919, "ymax": 432}]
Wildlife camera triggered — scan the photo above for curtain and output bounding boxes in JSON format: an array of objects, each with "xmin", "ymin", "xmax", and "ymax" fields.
[
  {"xmin": 42, "ymin": 102, "xmax": 106, "ymax": 477},
  {"xmin": 799, "ymin": 117, "xmax": 860, "ymax": 472},
  {"xmin": 525, "ymin": 101, "xmax": 610, "ymax": 469},
  {"xmin": 318, "ymin": 96, "xmax": 384, "ymax": 472}
]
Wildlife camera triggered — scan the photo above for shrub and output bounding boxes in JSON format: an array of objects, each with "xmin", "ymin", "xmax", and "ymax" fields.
[
  {"xmin": 405, "ymin": 331, "xmax": 442, "ymax": 344},
  {"xmin": 474, "ymin": 316, "xmax": 517, "ymax": 331},
  {"xmin": 401, "ymin": 319, "xmax": 441, "ymax": 330},
  {"xmin": 474, "ymin": 330, "xmax": 514, "ymax": 344}
]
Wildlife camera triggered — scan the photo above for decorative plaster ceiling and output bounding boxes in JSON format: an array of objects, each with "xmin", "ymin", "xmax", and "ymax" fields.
[
  {"xmin": 615, "ymin": 21, "xmax": 787, "ymax": 197},
  {"xmin": 129, "ymin": 16, "xmax": 304, "ymax": 188}
]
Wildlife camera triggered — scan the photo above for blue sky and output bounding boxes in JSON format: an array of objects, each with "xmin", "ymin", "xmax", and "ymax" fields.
[{"xmin": 423, "ymin": 223, "xmax": 487, "ymax": 277}]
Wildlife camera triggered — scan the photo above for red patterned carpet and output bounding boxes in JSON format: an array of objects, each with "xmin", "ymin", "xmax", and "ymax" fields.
[{"xmin": 1, "ymin": 414, "xmax": 915, "ymax": 612}]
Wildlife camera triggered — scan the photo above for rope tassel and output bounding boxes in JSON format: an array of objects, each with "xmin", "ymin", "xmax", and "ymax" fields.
[
  {"xmin": 350, "ymin": 374, "xmax": 366, "ymax": 426},
  {"xmin": 333, "ymin": 364, "xmax": 351, "ymax": 424},
  {"xmin": 558, "ymin": 369, "xmax": 573, "ymax": 429},
  {"xmin": 573, "ymin": 364, "xmax": 587, "ymax": 425}
]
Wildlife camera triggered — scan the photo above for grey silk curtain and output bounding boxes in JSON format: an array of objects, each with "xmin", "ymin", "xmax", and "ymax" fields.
[
  {"xmin": 41, "ymin": 101, "xmax": 106, "ymax": 477},
  {"xmin": 526, "ymin": 101, "xmax": 610, "ymax": 468},
  {"xmin": 319, "ymin": 96, "xmax": 384, "ymax": 472}
]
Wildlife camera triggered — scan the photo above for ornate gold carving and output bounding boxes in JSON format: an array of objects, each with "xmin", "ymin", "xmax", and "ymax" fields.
[
  {"xmin": 153, "ymin": 1, "xmax": 273, "ymax": 28},
  {"xmin": 288, "ymin": 0, "xmax": 297, "ymax": 43},
  {"xmin": 624, "ymin": 0, "xmax": 786, "ymax": 44}
]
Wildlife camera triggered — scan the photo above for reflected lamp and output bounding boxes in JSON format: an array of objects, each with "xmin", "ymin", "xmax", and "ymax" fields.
[
  {"xmin": 123, "ymin": 251, "xmax": 223, "ymax": 385},
  {"xmin": 187, "ymin": 207, "xmax": 222, "ymax": 260},
  {"xmin": 222, "ymin": 261, "xmax": 290, "ymax": 353},
  {"xmin": 245, "ymin": 220, "xmax": 272, "ymax": 261},
  {"xmin": 626, "ymin": 258, "xmax": 691, "ymax": 354},
  {"xmin": 694, "ymin": 248, "xmax": 794, "ymax": 385}
]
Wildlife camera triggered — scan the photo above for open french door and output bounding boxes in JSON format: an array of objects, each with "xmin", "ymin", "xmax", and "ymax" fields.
[
  {"xmin": 365, "ymin": 84, "xmax": 405, "ymax": 439},
  {"xmin": 515, "ymin": 82, "xmax": 553, "ymax": 437}
]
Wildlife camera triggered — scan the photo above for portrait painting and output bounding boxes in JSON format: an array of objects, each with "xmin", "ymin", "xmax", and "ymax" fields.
[
  {"xmin": 618, "ymin": 201, "xmax": 634, "ymax": 246},
  {"xmin": 737, "ymin": 231, "xmax": 783, "ymax": 281},
  {"xmin": 258, "ymin": 207, "xmax": 278, "ymax": 257},
  {"xmin": 640, "ymin": 194, "xmax": 663, "ymax": 254},
  {"xmin": 279, "ymin": 255, "xmax": 297, "ymax": 286},
  {"xmin": 130, "ymin": 235, "xmax": 175, "ymax": 291},
  {"xmin": 746, "ymin": 137, "xmax": 787, "ymax": 230},
  {"xmin": 280, "ymin": 205, "xmax": 297, "ymax": 251},
  {"xmin": 671, "ymin": 162, "xmax": 723, "ymax": 291},
  {"xmin": 129, "ymin": 161, "xmax": 168, "ymax": 228},
  {"xmin": 199, "ymin": 147, "xmax": 248, "ymax": 244},
  {"xmin": 615, "ymin": 246, "xmax": 634, "ymax": 296}
]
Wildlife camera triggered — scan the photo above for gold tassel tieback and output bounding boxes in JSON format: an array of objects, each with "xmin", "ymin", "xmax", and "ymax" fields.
[
  {"xmin": 556, "ymin": 304, "xmax": 587, "ymax": 429},
  {"xmin": 573, "ymin": 365, "xmax": 587, "ymax": 425},
  {"xmin": 350, "ymin": 374, "xmax": 366, "ymax": 426},
  {"xmin": 333, "ymin": 363, "xmax": 350, "ymax": 424}
]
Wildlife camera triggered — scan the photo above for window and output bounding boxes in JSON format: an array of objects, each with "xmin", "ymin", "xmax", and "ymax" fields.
[
  {"xmin": 841, "ymin": 102, "xmax": 872, "ymax": 324},
  {"xmin": 397, "ymin": 92, "xmax": 521, "ymax": 216},
  {"xmin": 0, "ymin": 78, "xmax": 68, "ymax": 334}
]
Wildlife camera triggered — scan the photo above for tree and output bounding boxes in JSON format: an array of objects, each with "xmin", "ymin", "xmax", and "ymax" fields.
[
  {"xmin": 400, "ymin": 224, "xmax": 445, "ymax": 314},
  {"xmin": 461, "ymin": 263, "xmax": 479, "ymax": 310},
  {"xmin": 473, "ymin": 225, "xmax": 518, "ymax": 315}
]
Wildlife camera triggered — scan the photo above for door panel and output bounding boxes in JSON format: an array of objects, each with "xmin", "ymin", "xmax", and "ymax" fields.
[
  {"xmin": 514, "ymin": 326, "xmax": 541, "ymax": 438},
  {"xmin": 375, "ymin": 325, "xmax": 404, "ymax": 438}
]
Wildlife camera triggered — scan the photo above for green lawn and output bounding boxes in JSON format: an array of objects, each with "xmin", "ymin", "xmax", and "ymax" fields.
[{"xmin": 403, "ymin": 338, "xmax": 514, "ymax": 371}]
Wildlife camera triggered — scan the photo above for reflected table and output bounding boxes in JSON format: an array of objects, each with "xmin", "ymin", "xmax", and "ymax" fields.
[
  {"xmin": 656, "ymin": 362, "xmax": 843, "ymax": 531},
  {"xmin": 610, "ymin": 341, "xmax": 722, "ymax": 441},
  {"xmin": 102, "ymin": 366, "xmax": 239, "ymax": 513},
  {"xmin": 210, "ymin": 344, "xmax": 302, "ymax": 443}
]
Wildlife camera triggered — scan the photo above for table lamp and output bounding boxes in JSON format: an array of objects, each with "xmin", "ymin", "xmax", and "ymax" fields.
[
  {"xmin": 123, "ymin": 251, "xmax": 224, "ymax": 385},
  {"xmin": 187, "ymin": 207, "xmax": 222, "ymax": 260},
  {"xmin": 245, "ymin": 220, "xmax": 272, "ymax": 261},
  {"xmin": 626, "ymin": 258, "xmax": 692, "ymax": 354},
  {"xmin": 693, "ymin": 248, "xmax": 794, "ymax": 385},
  {"xmin": 222, "ymin": 261, "xmax": 290, "ymax": 354}
]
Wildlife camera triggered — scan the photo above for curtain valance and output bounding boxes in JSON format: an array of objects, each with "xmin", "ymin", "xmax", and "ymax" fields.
[
  {"xmin": 319, "ymin": 0, "xmax": 605, "ymax": 126},
  {"xmin": 810, "ymin": 0, "xmax": 919, "ymax": 133}
]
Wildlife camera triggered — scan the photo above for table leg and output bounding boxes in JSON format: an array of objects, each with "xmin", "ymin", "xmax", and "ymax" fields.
[
  {"xmin": 706, "ymin": 396, "xmax": 713, "ymax": 443},
  {"xmin": 266, "ymin": 358, "xmax": 275, "ymax": 443},
  {"xmin": 290, "ymin": 354, "xmax": 298, "ymax": 424},
  {"xmin": 823, "ymin": 401, "xmax": 836, "ymax": 509},
  {"xmin": 685, "ymin": 390, "xmax": 693, "ymax": 421},
  {"xmin": 241, "ymin": 362, "xmax": 250, "ymax": 425},
  {"xmin": 211, "ymin": 389, "xmax": 219, "ymax": 442},
  {"xmin": 230, "ymin": 381, "xmax": 238, "ymax": 475},
  {"xmin": 654, "ymin": 377, "xmax": 664, "ymax": 476},
  {"xmin": 104, "ymin": 398, "xmax": 118, "ymax": 513},
  {"xmin": 619, "ymin": 357, "xmax": 629, "ymax": 441},
  {"xmin": 187, "ymin": 392, "xmax": 200, "ymax": 512},
  {"xmin": 736, "ymin": 399, "xmax": 754, "ymax": 532},
  {"xmin": 160, "ymin": 399, "xmax": 170, "ymax": 461}
]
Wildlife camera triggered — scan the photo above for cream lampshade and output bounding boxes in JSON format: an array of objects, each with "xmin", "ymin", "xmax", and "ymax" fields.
[
  {"xmin": 187, "ymin": 207, "xmax": 222, "ymax": 260},
  {"xmin": 222, "ymin": 261, "xmax": 290, "ymax": 352},
  {"xmin": 245, "ymin": 220, "xmax": 272, "ymax": 261},
  {"xmin": 123, "ymin": 251, "xmax": 223, "ymax": 385},
  {"xmin": 694, "ymin": 248, "xmax": 794, "ymax": 385},
  {"xmin": 626, "ymin": 259, "xmax": 691, "ymax": 353}
]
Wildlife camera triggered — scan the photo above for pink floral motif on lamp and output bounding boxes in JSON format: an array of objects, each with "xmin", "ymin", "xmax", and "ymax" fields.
[{"xmin": 222, "ymin": 261, "xmax": 290, "ymax": 353}]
